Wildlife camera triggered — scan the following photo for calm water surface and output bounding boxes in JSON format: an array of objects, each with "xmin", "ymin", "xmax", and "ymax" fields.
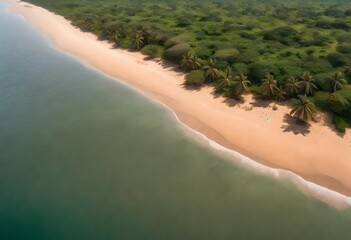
[{"xmin": 0, "ymin": 3, "xmax": 351, "ymax": 240}]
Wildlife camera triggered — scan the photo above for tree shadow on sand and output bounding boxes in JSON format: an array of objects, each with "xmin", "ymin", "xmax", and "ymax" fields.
[
  {"xmin": 318, "ymin": 113, "xmax": 347, "ymax": 138},
  {"xmin": 222, "ymin": 97, "xmax": 245, "ymax": 107},
  {"xmin": 249, "ymin": 95, "xmax": 272, "ymax": 108},
  {"xmin": 281, "ymin": 114, "xmax": 311, "ymax": 136},
  {"xmin": 181, "ymin": 84, "xmax": 203, "ymax": 92}
]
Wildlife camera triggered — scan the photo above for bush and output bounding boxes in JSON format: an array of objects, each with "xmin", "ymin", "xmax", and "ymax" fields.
[
  {"xmin": 234, "ymin": 50, "xmax": 260, "ymax": 64},
  {"xmin": 263, "ymin": 26, "xmax": 300, "ymax": 45},
  {"xmin": 312, "ymin": 91, "xmax": 330, "ymax": 110},
  {"xmin": 314, "ymin": 72, "xmax": 333, "ymax": 91},
  {"xmin": 337, "ymin": 44, "xmax": 351, "ymax": 54},
  {"xmin": 212, "ymin": 48, "xmax": 239, "ymax": 64},
  {"xmin": 315, "ymin": 20, "xmax": 351, "ymax": 31},
  {"xmin": 163, "ymin": 43, "xmax": 191, "ymax": 63},
  {"xmin": 327, "ymin": 52, "xmax": 350, "ymax": 67},
  {"xmin": 185, "ymin": 70, "xmax": 205, "ymax": 86},
  {"xmin": 338, "ymin": 86, "xmax": 351, "ymax": 102},
  {"xmin": 177, "ymin": 17, "xmax": 192, "ymax": 27},
  {"xmin": 249, "ymin": 85, "xmax": 262, "ymax": 95},
  {"xmin": 332, "ymin": 114, "xmax": 348, "ymax": 133},
  {"xmin": 325, "ymin": 7, "xmax": 345, "ymax": 18},
  {"xmin": 202, "ymin": 24, "xmax": 223, "ymax": 36},
  {"xmin": 233, "ymin": 63, "xmax": 249, "ymax": 75},
  {"xmin": 337, "ymin": 33, "xmax": 351, "ymax": 43},
  {"xmin": 164, "ymin": 36, "xmax": 188, "ymax": 48},
  {"xmin": 302, "ymin": 56, "xmax": 333, "ymax": 74},
  {"xmin": 248, "ymin": 61, "xmax": 280, "ymax": 83},
  {"xmin": 239, "ymin": 32, "xmax": 256, "ymax": 40},
  {"xmin": 141, "ymin": 45, "xmax": 164, "ymax": 59},
  {"xmin": 194, "ymin": 45, "xmax": 213, "ymax": 58},
  {"xmin": 275, "ymin": 59, "xmax": 305, "ymax": 77},
  {"xmin": 328, "ymin": 93, "xmax": 350, "ymax": 114},
  {"xmin": 300, "ymin": 34, "xmax": 329, "ymax": 47}
]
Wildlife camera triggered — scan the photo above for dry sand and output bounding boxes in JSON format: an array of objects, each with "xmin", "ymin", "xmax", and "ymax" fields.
[{"xmin": 4, "ymin": 0, "xmax": 351, "ymax": 207}]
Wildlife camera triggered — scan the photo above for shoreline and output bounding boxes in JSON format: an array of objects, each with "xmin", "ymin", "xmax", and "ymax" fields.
[{"xmin": 4, "ymin": 0, "xmax": 351, "ymax": 208}]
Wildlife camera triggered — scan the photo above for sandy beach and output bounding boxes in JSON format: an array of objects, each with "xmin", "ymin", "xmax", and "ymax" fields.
[{"xmin": 4, "ymin": 0, "xmax": 351, "ymax": 206}]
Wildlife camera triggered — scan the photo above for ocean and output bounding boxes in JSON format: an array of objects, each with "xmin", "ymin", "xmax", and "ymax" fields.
[{"xmin": 0, "ymin": 2, "xmax": 351, "ymax": 239}]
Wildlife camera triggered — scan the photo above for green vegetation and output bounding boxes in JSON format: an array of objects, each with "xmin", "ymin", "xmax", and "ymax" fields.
[
  {"xmin": 185, "ymin": 70, "xmax": 205, "ymax": 86},
  {"xmin": 290, "ymin": 95, "xmax": 318, "ymax": 122},
  {"xmin": 27, "ymin": 0, "xmax": 351, "ymax": 131}
]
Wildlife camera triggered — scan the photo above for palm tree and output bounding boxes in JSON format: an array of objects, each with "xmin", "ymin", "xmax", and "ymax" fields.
[
  {"xmin": 290, "ymin": 95, "xmax": 317, "ymax": 123},
  {"xmin": 261, "ymin": 74, "xmax": 278, "ymax": 98},
  {"xmin": 330, "ymin": 71, "xmax": 347, "ymax": 92},
  {"xmin": 215, "ymin": 67, "xmax": 233, "ymax": 93},
  {"xmin": 231, "ymin": 73, "xmax": 251, "ymax": 97},
  {"xmin": 285, "ymin": 76, "xmax": 300, "ymax": 96},
  {"xmin": 298, "ymin": 72, "xmax": 317, "ymax": 95},
  {"xmin": 274, "ymin": 86, "xmax": 287, "ymax": 101},
  {"xmin": 133, "ymin": 32, "xmax": 144, "ymax": 50},
  {"xmin": 204, "ymin": 58, "xmax": 220, "ymax": 82},
  {"xmin": 180, "ymin": 51, "xmax": 193, "ymax": 70},
  {"xmin": 190, "ymin": 55, "xmax": 202, "ymax": 70}
]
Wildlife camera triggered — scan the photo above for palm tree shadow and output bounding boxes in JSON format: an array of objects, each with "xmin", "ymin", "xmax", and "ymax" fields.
[
  {"xmin": 222, "ymin": 97, "xmax": 244, "ymax": 107},
  {"xmin": 250, "ymin": 95, "xmax": 272, "ymax": 108},
  {"xmin": 211, "ymin": 91, "xmax": 222, "ymax": 99},
  {"xmin": 160, "ymin": 61, "xmax": 183, "ymax": 72},
  {"xmin": 281, "ymin": 114, "xmax": 311, "ymax": 136}
]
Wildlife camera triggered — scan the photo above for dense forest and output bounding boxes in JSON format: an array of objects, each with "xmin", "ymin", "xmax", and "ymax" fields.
[{"xmin": 27, "ymin": 0, "xmax": 351, "ymax": 132}]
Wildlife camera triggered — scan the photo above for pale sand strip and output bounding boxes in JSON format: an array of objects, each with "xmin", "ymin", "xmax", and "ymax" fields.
[{"xmin": 4, "ymin": 0, "xmax": 351, "ymax": 207}]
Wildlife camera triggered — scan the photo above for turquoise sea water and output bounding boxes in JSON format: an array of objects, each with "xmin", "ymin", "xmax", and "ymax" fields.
[{"xmin": 0, "ymin": 3, "xmax": 351, "ymax": 239}]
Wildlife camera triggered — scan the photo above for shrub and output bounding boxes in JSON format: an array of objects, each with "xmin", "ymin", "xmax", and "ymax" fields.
[
  {"xmin": 239, "ymin": 32, "xmax": 256, "ymax": 40},
  {"xmin": 212, "ymin": 48, "xmax": 239, "ymax": 64},
  {"xmin": 163, "ymin": 43, "xmax": 191, "ymax": 63},
  {"xmin": 325, "ymin": 7, "xmax": 345, "ymax": 18},
  {"xmin": 141, "ymin": 45, "xmax": 164, "ymax": 59},
  {"xmin": 233, "ymin": 63, "xmax": 249, "ymax": 75},
  {"xmin": 327, "ymin": 52, "xmax": 350, "ymax": 67},
  {"xmin": 337, "ymin": 44, "xmax": 351, "ymax": 54},
  {"xmin": 315, "ymin": 20, "xmax": 351, "ymax": 31},
  {"xmin": 248, "ymin": 61, "xmax": 280, "ymax": 83},
  {"xmin": 332, "ymin": 114, "xmax": 348, "ymax": 133},
  {"xmin": 185, "ymin": 70, "xmax": 205, "ymax": 86},
  {"xmin": 249, "ymin": 85, "xmax": 262, "ymax": 95},
  {"xmin": 314, "ymin": 72, "xmax": 333, "ymax": 91},
  {"xmin": 313, "ymin": 91, "xmax": 330, "ymax": 110},
  {"xmin": 338, "ymin": 86, "xmax": 351, "ymax": 102},
  {"xmin": 222, "ymin": 24, "xmax": 246, "ymax": 32},
  {"xmin": 328, "ymin": 93, "xmax": 350, "ymax": 114},
  {"xmin": 154, "ymin": 30, "xmax": 176, "ymax": 45},
  {"xmin": 177, "ymin": 17, "xmax": 192, "ymax": 27},
  {"xmin": 234, "ymin": 50, "xmax": 260, "ymax": 64},
  {"xmin": 194, "ymin": 45, "xmax": 213, "ymax": 58},
  {"xmin": 202, "ymin": 24, "xmax": 223, "ymax": 36},
  {"xmin": 164, "ymin": 36, "xmax": 188, "ymax": 48},
  {"xmin": 275, "ymin": 59, "xmax": 305, "ymax": 77},
  {"xmin": 302, "ymin": 56, "xmax": 333, "ymax": 74},
  {"xmin": 301, "ymin": 34, "xmax": 329, "ymax": 47},
  {"xmin": 263, "ymin": 26, "xmax": 300, "ymax": 45},
  {"xmin": 337, "ymin": 33, "xmax": 351, "ymax": 43}
]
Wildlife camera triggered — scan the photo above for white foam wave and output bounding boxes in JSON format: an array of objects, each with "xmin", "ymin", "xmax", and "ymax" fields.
[
  {"xmin": 173, "ymin": 112, "xmax": 351, "ymax": 210},
  {"xmin": 59, "ymin": 51, "xmax": 351, "ymax": 210}
]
